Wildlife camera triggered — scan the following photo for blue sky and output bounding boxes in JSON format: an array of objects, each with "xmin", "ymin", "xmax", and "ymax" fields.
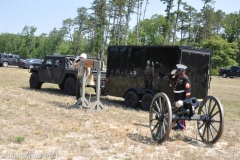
[{"xmin": 0, "ymin": 0, "xmax": 239, "ymax": 36}]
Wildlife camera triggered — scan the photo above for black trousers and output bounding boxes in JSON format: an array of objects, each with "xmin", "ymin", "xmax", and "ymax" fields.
[
  {"xmin": 174, "ymin": 93, "xmax": 186, "ymax": 101},
  {"xmin": 76, "ymin": 78, "xmax": 82, "ymax": 100}
]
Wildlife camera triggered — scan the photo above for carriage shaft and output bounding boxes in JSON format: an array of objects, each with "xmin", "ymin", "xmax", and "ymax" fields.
[{"xmin": 172, "ymin": 114, "xmax": 206, "ymax": 121}]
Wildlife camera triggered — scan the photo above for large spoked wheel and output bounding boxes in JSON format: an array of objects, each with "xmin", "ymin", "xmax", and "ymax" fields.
[
  {"xmin": 149, "ymin": 92, "xmax": 172, "ymax": 143},
  {"xmin": 197, "ymin": 96, "xmax": 224, "ymax": 144}
]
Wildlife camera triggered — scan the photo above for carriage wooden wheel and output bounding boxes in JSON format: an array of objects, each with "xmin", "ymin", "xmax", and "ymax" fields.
[
  {"xmin": 149, "ymin": 92, "xmax": 172, "ymax": 143},
  {"xmin": 197, "ymin": 96, "xmax": 224, "ymax": 144}
]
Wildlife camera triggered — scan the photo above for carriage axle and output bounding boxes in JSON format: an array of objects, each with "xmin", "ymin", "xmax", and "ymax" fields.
[{"xmin": 172, "ymin": 114, "xmax": 210, "ymax": 121}]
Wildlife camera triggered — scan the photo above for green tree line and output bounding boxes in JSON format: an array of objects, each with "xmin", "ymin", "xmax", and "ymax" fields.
[{"xmin": 0, "ymin": 0, "xmax": 240, "ymax": 73}]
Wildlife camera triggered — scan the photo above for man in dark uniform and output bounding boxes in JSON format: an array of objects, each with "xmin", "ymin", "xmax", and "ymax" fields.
[{"xmin": 169, "ymin": 64, "xmax": 191, "ymax": 131}]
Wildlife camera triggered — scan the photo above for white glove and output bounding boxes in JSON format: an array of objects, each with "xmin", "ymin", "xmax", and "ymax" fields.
[
  {"xmin": 175, "ymin": 100, "xmax": 183, "ymax": 108},
  {"xmin": 75, "ymin": 56, "xmax": 80, "ymax": 61},
  {"xmin": 171, "ymin": 69, "xmax": 177, "ymax": 75}
]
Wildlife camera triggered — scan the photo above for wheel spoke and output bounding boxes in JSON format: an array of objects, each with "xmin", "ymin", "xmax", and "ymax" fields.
[
  {"xmin": 203, "ymin": 124, "xmax": 207, "ymax": 138},
  {"xmin": 208, "ymin": 103, "xmax": 217, "ymax": 117},
  {"xmin": 163, "ymin": 118, "xmax": 168, "ymax": 126},
  {"xmin": 210, "ymin": 110, "xmax": 220, "ymax": 118},
  {"xmin": 207, "ymin": 125, "xmax": 210, "ymax": 142},
  {"xmin": 208, "ymin": 99, "xmax": 212, "ymax": 114},
  {"xmin": 160, "ymin": 121, "xmax": 165, "ymax": 137},
  {"xmin": 158, "ymin": 97, "xmax": 162, "ymax": 113},
  {"xmin": 211, "ymin": 120, "xmax": 220, "ymax": 123},
  {"xmin": 198, "ymin": 121, "xmax": 206, "ymax": 130},
  {"xmin": 154, "ymin": 101, "xmax": 160, "ymax": 113},
  {"xmin": 151, "ymin": 121, "xmax": 159, "ymax": 132},
  {"xmin": 209, "ymin": 125, "xmax": 214, "ymax": 140},
  {"xmin": 200, "ymin": 107, "xmax": 206, "ymax": 115},
  {"xmin": 210, "ymin": 123, "xmax": 218, "ymax": 133},
  {"xmin": 204, "ymin": 103, "xmax": 208, "ymax": 115},
  {"xmin": 156, "ymin": 123, "xmax": 162, "ymax": 139},
  {"xmin": 163, "ymin": 121, "xmax": 166, "ymax": 133},
  {"xmin": 162, "ymin": 100, "xmax": 167, "ymax": 114},
  {"xmin": 152, "ymin": 108, "xmax": 159, "ymax": 115}
]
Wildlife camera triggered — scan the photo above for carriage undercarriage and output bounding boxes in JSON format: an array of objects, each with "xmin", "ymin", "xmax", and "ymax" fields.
[{"xmin": 149, "ymin": 92, "xmax": 224, "ymax": 144}]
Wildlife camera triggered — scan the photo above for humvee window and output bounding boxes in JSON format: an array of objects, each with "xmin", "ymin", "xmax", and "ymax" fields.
[
  {"xmin": 14, "ymin": 55, "xmax": 20, "ymax": 59},
  {"xmin": 46, "ymin": 59, "xmax": 52, "ymax": 67}
]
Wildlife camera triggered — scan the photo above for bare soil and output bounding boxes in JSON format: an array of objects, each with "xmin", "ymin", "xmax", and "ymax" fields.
[{"xmin": 0, "ymin": 67, "xmax": 239, "ymax": 160}]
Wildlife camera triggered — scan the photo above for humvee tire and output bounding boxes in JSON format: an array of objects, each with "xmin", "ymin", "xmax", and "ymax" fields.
[
  {"xmin": 29, "ymin": 72, "xmax": 42, "ymax": 89},
  {"xmin": 64, "ymin": 77, "xmax": 76, "ymax": 95}
]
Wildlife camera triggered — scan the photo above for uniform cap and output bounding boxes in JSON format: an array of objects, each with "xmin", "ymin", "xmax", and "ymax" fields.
[
  {"xmin": 176, "ymin": 64, "xmax": 187, "ymax": 70},
  {"xmin": 80, "ymin": 53, "xmax": 87, "ymax": 59}
]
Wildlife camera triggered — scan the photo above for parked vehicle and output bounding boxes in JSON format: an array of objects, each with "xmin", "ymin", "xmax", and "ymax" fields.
[
  {"xmin": 218, "ymin": 66, "xmax": 240, "ymax": 78},
  {"xmin": 29, "ymin": 55, "xmax": 106, "ymax": 95},
  {"xmin": 18, "ymin": 59, "xmax": 26, "ymax": 67},
  {"xmin": 19, "ymin": 59, "xmax": 42, "ymax": 69},
  {"xmin": 0, "ymin": 53, "xmax": 20, "ymax": 67},
  {"xmin": 105, "ymin": 46, "xmax": 211, "ymax": 110},
  {"xmin": 18, "ymin": 59, "xmax": 29, "ymax": 68}
]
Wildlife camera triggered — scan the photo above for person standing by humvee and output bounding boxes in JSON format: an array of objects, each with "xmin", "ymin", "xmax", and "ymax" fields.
[
  {"xmin": 169, "ymin": 64, "xmax": 191, "ymax": 131},
  {"xmin": 73, "ymin": 53, "xmax": 91, "ymax": 100}
]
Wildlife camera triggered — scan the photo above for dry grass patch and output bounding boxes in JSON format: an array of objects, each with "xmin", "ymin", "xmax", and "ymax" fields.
[{"xmin": 0, "ymin": 67, "xmax": 240, "ymax": 159}]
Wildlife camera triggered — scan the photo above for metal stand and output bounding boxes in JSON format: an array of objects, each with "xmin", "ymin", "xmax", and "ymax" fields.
[
  {"xmin": 71, "ymin": 66, "xmax": 89, "ymax": 108},
  {"xmin": 86, "ymin": 67, "xmax": 105, "ymax": 112},
  {"xmin": 71, "ymin": 60, "xmax": 105, "ymax": 112}
]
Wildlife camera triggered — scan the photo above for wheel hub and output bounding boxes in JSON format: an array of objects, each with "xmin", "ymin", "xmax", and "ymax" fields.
[{"xmin": 155, "ymin": 114, "xmax": 164, "ymax": 121}]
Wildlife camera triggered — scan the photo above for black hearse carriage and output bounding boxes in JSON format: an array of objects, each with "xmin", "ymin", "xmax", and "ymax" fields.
[{"xmin": 106, "ymin": 45, "xmax": 224, "ymax": 144}]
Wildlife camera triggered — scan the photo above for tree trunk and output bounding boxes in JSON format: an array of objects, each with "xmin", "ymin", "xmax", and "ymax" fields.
[{"xmin": 172, "ymin": 0, "xmax": 181, "ymax": 46}]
